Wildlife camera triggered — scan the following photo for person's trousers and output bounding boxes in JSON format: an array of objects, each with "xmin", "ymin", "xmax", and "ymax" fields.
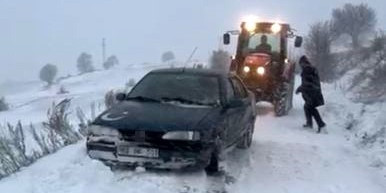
[{"xmin": 304, "ymin": 104, "xmax": 325, "ymax": 127}]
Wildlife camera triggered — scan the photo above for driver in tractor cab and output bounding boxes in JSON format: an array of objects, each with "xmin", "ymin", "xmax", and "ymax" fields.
[{"xmin": 255, "ymin": 35, "xmax": 272, "ymax": 53}]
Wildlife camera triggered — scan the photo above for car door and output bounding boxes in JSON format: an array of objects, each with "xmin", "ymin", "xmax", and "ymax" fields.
[
  {"xmin": 225, "ymin": 77, "xmax": 250, "ymax": 146},
  {"xmin": 232, "ymin": 77, "xmax": 252, "ymax": 138}
]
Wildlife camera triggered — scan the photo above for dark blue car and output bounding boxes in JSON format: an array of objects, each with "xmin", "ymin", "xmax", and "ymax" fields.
[{"xmin": 86, "ymin": 68, "xmax": 257, "ymax": 173}]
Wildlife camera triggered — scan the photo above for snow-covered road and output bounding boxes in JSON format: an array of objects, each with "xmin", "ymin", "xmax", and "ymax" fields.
[{"xmin": 0, "ymin": 97, "xmax": 385, "ymax": 193}]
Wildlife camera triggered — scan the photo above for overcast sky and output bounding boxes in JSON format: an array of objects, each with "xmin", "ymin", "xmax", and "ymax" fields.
[{"xmin": 0, "ymin": 0, "xmax": 385, "ymax": 83}]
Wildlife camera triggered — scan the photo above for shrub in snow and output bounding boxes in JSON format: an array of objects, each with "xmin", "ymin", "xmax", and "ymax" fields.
[
  {"xmin": 124, "ymin": 78, "xmax": 136, "ymax": 92},
  {"xmin": 39, "ymin": 63, "xmax": 58, "ymax": 86},
  {"xmin": 76, "ymin": 107, "xmax": 89, "ymax": 136},
  {"xmin": 210, "ymin": 50, "xmax": 231, "ymax": 72},
  {"xmin": 0, "ymin": 122, "xmax": 36, "ymax": 179},
  {"xmin": 127, "ymin": 78, "xmax": 136, "ymax": 87},
  {"xmin": 104, "ymin": 90, "xmax": 116, "ymax": 109},
  {"xmin": 332, "ymin": 3, "xmax": 376, "ymax": 49},
  {"xmin": 57, "ymin": 85, "xmax": 69, "ymax": 94},
  {"xmin": 371, "ymin": 31, "xmax": 386, "ymax": 59},
  {"xmin": 347, "ymin": 32, "xmax": 386, "ymax": 102},
  {"xmin": 161, "ymin": 51, "xmax": 175, "ymax": 63},
  {"xmin": 305, "ymin": 21, "xmax": 336, "ymax": 82},
  {"xmin": 43, "ymin": 99, "xmax": 82, "ymax": 145},
  {"xmin": 103, "ymin": 55, "xmax": 119, "ymax": 70},
  {"xmin": 77, "ymin": 52, "xmax": 95, "ymax": 74},
  {"xmin": 0, "ymin": 99, "xmax": 85, "ymax": 179},
  {"xmin": 0, "ymin": 96, "xmax": 9, "ymax": 111}
]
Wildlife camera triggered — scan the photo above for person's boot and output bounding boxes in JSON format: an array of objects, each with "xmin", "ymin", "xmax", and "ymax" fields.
[
  {"xmin": 303, "ymin": 124, "xmax": 313, "ymax": 129},
  {"xmin": 317, "ymin": 122, "xmax": 326, "ymax": 133}
]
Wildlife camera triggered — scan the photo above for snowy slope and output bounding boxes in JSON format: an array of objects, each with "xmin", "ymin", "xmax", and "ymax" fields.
[
  {"xmin": 0, "ymin": 65, "xmax": 169, "ymax": 124},
  {"xmin": 0, "ymin": 75, "xmax": 385, "ymax": 193}
]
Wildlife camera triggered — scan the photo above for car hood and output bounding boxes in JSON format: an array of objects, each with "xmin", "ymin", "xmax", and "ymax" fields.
[{"xmin": 93, "ymin": 101, "xmax": 221, "ymax": 132}]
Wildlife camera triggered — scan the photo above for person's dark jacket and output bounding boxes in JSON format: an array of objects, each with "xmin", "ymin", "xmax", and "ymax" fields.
[{"xmin": 296, "ymin": 65, "xmax": 324, "ymax": 107}]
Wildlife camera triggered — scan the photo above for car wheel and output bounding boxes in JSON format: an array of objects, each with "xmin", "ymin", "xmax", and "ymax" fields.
[{"xmin": 237, "ymin": 122, "xmax": 254, "ymax": 149}]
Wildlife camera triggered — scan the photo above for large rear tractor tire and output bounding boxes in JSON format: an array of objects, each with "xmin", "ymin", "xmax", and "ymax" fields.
[{"xmin": 274, "ymin": 82, "xmax": 293, "ymax": 117}]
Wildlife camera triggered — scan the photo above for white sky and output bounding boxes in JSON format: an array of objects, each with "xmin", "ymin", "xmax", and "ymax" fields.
[{"xmin": 0, "ymin": 0, "xmax": 385, "ymax": 83}]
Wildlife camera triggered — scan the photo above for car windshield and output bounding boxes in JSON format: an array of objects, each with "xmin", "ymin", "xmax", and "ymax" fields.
[
  {"xmin": 247, "ymin": 33, "xmax": 281, "ymax": 53},
  {"xmin": 128, "ymin": 73, "xmax": 220, "ymax": 106}
]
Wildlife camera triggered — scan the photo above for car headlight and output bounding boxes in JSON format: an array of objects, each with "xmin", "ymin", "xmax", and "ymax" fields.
[
  {"xmin": 243, "ymin": 66, "xmax": 251, "ymax": 73},
  {"xmin": 88, "ymin": 125, "xmax": 121, "ymax": 137},
  {"xmin": 162, "ymin": 131, "xmax": 200, "ymax": 141},
  {"xmin": 257, "ymin": 66, "xmax": 265, "ymax": 75}
]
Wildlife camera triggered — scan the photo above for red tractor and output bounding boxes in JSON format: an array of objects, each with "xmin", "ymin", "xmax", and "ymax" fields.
[{"xmin": 223, "ymin": 20, "xmax": 303, "ymax": 116}]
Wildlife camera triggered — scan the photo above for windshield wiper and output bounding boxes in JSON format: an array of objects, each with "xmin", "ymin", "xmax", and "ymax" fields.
[
  {"xmin": 126, "ymin": 96, "xmax": 160, "ymax": 102},
  {"xmin": 161, "ymin": 97, "xmax": 215, "ymax": 106}
]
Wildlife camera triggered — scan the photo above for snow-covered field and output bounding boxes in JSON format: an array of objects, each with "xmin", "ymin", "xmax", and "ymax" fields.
[{"xmin": 0, "ymin": 65, "xmax": 385, "ymax": 193}]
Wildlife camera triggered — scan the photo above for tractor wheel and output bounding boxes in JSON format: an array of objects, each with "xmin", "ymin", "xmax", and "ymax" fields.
[{"xmin": 274, "ymin": 83, "xmax": 290, "ymax": 117}]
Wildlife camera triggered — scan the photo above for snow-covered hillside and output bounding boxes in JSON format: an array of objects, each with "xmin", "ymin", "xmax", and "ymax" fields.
[
  {"xmin": 0, "ymin": 66, "xmax": 385, "ymax": 192},
  {"xmin": 0, "ymin": 64, "xmax": 171, "ymax": 178},
  {"xmin": 0, "ymin": 65, "xmax": 163, "ymax": 124}
]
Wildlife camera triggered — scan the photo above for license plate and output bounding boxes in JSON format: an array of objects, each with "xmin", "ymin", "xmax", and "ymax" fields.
[{"xmin": 117, "ymin": 146, "xmax": 159, "ymax": 158}]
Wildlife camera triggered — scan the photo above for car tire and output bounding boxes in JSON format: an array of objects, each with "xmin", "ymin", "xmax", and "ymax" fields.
[{"xmin": 237, "ymin": 122, "xmax": 254, "ymax": 149}]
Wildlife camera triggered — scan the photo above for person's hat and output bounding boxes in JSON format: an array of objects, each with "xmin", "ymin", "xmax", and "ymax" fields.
[{"xmin": 299, "ymin": 55, "xmax": 310, "ymax": 64}]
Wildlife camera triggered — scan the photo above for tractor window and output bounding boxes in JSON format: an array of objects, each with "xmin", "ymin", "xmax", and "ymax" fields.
[{"xmin": 247, "ymin": 33, "xmax": 281, "ymax": 53}]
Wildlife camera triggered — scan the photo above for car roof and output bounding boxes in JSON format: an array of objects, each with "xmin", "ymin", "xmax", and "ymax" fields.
[{"xmin": 149, "ymin": 68, "xmax": 232, "ymax": 78}]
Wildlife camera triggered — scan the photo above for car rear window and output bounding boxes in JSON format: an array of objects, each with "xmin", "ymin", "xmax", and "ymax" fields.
[{"xmin": 129, "ymin": 73, "xmax": 220, "ymax": 105}]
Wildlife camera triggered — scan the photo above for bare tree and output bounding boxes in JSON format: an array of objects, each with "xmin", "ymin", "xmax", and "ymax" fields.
[
  {"xmin": 161, "ymin": 51, "xmax": 175, "ymax": 63},
  {"xmin": 103, "ymin": 55, "xmax": 119, "ymax": 70},
  {"xmin": 39, "ymin": 64, "xmax": 58, "ymax": 86},
  {"xmin": 332, "ymin": 3, "xmax": 377, "ymax": 49},
  {"xmin": 210, "ymin": 49, "xmax": 231, "ymax": 72},
  {"xmin": 305, "ymin": 21, "xmax": 335, "ymax": 81},
  {"xmin": 77, "ymin": 52, "xmax": 95, "ymax": 74}
]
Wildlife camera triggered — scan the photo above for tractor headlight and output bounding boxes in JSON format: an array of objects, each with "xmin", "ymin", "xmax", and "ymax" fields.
[
  {"xmin": 243, "ymin": 66, "xmax": 251, "ymax": 73},
  {"xmin": 243, "ymin": 15, "xmax": 258, "ymax": 32},
  {"xmin": 88, "ymin": 125, "xmax": 121, "ymax": 137},
  {"xmin": 257, "ymin": 66, "xmax": 265, "ymax": 75},
  {"xmin": 162, "ymin": 131, "xmax": 200, "ymax": 141},
  {"xmin": 271, "ymin": 23, "xmax": 282, "ymax": 33}
]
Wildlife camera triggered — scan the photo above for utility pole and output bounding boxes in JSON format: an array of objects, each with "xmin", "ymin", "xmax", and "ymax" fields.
[{"xmin": 102, "ymin": 38, "xmax": 106, "ymax": 65}]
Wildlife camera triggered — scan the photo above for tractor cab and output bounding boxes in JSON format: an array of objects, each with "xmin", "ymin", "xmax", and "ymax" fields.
[
  {"xmin": 223, "ymin": 20, "xmax": 303, "ymax": 116},
  {"xmin": 224, "ymin": 21, "xmax": 302, "ymax": 76}
]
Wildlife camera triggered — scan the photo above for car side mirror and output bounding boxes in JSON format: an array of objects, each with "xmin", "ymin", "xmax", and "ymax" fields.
[
  {"xmin": 223, "ymin": 33, "xmax": 230, "ymax": 45},
  {"xmin": 115, "ymin": 93, "xmax": 126, "ymax": 101},
  {"xmin": 295, "ymin": 36, "xmax": 303, "ymax": 47},
  {"xmin": 226, "ymin": 98, "xmax": 243, "ymax": 108}
]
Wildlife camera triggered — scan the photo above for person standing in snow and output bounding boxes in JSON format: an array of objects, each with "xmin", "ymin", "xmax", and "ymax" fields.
[{"xmin": 296, "ymin": 55, "xmax": 326, "ymax": 133}]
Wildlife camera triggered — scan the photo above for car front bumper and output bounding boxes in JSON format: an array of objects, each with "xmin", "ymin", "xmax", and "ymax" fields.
[{"xmin": 86, "ymin": 137, "xmax": 213, "ymax": 170}]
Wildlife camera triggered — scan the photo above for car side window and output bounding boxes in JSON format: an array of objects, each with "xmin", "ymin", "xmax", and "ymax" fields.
[
  {"xmin": 226, "ymin": 79, "xmax": 235, "ymax": 100},
  {"xmin": 230, "ymin": 78, "xmax": 247, "ymax": 99},
  {"xmin": 238, "ymin": 80, "xmax": 248, "ymax": 98}
]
